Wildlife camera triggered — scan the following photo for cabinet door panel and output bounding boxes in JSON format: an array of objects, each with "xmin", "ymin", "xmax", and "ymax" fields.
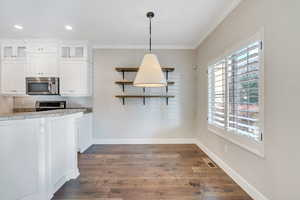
[
  {"xmin": 0, "ymin": 120, "xmax": 39, "ymax": 200},
  {"xmin": 1, "ymin": 61, "xmax": 26, "ymax": 94},
  {"xmin": 50, "ymin": 118, "xmax": 68, "ymax": 190},
  {"xmin": 50, "ymin": 116, "xmax": 79, "ymax": 192},
  {"xmin": 1, "ymin": 42, "xmax": 27, "ymax": 60},
  {"xmin": 27, "ymin": 54, "xmax": 39, "ymax": 76},
  {"xmin": 27, "ymin": 53, "xmax": 58, "ymax": 77},
  {"xmin": 60, "ymin": 62, "xmax": 89, "ymax": 96},
  {"xmin": 59, "ymin": 44, "xmax": 88, "ymax": 61},
  {"xmin": 40, "ymin": 53, "xmax": 58, "ymax": 77},
  {"xmin": 77, "ymin": 113, "xmax": 93, "ymax": 153}
]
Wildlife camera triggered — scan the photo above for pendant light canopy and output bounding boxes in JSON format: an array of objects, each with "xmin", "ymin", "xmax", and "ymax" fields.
[{"xmin": 133, "ymin": 12, "xmax": 167, "ymax": 87}]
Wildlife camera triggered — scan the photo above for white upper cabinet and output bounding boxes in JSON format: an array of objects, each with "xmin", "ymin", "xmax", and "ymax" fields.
[
  {"xmin": 1, "ymin": 61, "xmax": 26, "ymax": 95},
  {"xmin": 60, "ymin": 61, "xmax": 90, "ymax": 96},
  {"xmin": 0, "ymin": 39, "xmax": 91, "ymax": 96},
  {"xmin": 59, "ymin": 41, "xmax": 91, "ymax": 96},
  {"xmin": 1, "ymin": 41, "xmax": 27, "ymax": 61},
  {"xmin": 26, "ymin": 42, "xmax": 59, "ymax": 77},
  {"xmin": 59, "ymin": 42, "xmax": 88, "ymax": 61},
  {"xmin": 0, "ymin": 41, "xmax": 27, "ymax": 95},
  {"xmin": 27, "ymin": 53, "xmax": 58, "ymax": 77}
]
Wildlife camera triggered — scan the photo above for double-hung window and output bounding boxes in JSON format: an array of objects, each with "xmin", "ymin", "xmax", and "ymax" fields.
[{"xmin": 208, "ymin": 36, "xmax": 264, "ymax": 157}]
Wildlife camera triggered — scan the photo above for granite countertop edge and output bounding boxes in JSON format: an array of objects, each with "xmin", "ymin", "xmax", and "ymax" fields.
[{"xmin": 0, "ymin": 108, "xmax": 92, "ymax": 122}]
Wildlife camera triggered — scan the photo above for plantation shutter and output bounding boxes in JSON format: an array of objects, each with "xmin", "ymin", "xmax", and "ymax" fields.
[
  {"xmin": 227, "ymin": 41, "xmax": 261, "ymax": 141},
  {"xmin": 208, "ymin": 60, "xmax": 226, "ymax": 128}
]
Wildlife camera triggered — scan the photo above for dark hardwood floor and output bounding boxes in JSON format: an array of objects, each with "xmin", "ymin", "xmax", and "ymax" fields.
[{"xmin": 52, "ymin": 144, "xmax": 252, "ymax": 200}]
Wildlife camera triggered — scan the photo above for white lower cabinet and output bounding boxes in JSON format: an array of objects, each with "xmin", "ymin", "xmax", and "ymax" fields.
[
  {"xmin": 1, "ymin": 61, "xmax": 26, "ymax": 95},
  {"xmin": 60, "ymin": 61, "xmax": 90, "ymax": 96},
  {"xmin": 0, "ymin": 113, "xmax": 82, "ymax": 200},
  {"xmin": 77, "ymin": 113, "xmax": 93, "ymax": 153},
  {"xmin": 0, "ymin": 120, "xmax": 40, "ymax": 200},
  {"xmin": 49, "ymin": 116, "xmax": 80, "ymax": 194}
]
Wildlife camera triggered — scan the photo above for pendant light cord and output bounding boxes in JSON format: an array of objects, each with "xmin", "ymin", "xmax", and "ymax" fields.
[
  {"xmin": 149, "ymin": 16, "xmax": 152, "ymax": 52},
  {"xmin": 146, "ymin": 12, "xmax": 154, "ymax": 52}
]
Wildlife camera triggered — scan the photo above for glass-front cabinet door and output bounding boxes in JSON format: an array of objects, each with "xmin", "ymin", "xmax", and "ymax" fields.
[
  {"xmin": 59, "ymin": 43, "xmax": 88, "ymax": 60},
  {"xmin": 1, "ymin": 42, "xmax": 27, "ymax": 60}
]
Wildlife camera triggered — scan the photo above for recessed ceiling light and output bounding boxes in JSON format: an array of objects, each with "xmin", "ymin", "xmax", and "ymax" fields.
[
  {"xmin": 14, "ymin": 24, "xmax": 23, "ymax": 30},
  {"xmin": 65, "ymin": 25, "xmax": 73, "ymax": 30}
]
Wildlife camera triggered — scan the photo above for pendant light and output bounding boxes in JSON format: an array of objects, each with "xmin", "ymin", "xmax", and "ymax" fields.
[{"xmin": 133, "ymin": 12, "xmax": 167, "ymax": 87}]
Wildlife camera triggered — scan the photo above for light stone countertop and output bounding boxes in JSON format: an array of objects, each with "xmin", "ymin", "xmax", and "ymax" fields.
[{"xmin": 0, "ymin": 108, "xmax": 92, "ymax": 122}]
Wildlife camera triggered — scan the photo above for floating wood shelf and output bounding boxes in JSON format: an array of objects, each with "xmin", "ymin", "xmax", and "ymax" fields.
[
  {"xmin": 115, "ymin": 66, "xmax": 175, "ymax": 105},
  {"xmin": 115, "ymin": 79, "xmax": 175, "ymax": 92},
  {"xmin": 115, "ymin": 95, "xmax": 175, "ymax": 105},
  {"xmin": 115, "ymin": 67, "xmax": 175, "ymax": 72},
  {"xmin": 115, "ymin": 81, "xmax": 175, "ymax": 85},
  {"xmin": 115, "ymin": 95, "xmax": 175, "ymax": 98}
]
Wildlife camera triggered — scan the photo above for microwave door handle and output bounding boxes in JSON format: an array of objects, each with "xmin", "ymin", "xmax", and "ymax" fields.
[{"xmin": 48, "ymin": 83, "xmax": 52, "ymax": 93}]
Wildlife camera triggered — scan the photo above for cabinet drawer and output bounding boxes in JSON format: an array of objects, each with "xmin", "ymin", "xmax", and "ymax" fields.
[{"xmin": 28, "ymin": 45, "xmax": 58, "ymax": 53}]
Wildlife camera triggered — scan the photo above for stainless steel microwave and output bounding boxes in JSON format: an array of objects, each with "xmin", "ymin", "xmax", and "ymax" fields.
[{"xmin": 26, "ymin": 77, "xmax": 59, "ymax": 95}]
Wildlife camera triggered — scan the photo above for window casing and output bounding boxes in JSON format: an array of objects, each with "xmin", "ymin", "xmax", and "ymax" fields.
[{"xmin": 208, "ymin": 34, "xmax": 264, "ymax": 157}]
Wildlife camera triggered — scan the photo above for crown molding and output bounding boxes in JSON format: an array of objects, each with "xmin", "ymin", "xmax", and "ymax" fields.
[
  {"xmin": 0, "ymin": 0, "xmax": 242, "ymax": 50},
  {"xmin": 92, "ymin": 44, "xmax": 195, "ymax": 50}
]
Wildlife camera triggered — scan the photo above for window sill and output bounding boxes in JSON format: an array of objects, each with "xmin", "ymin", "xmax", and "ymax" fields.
[{"xmin": 208, "ymin": 125, "xmax": 265, "ymax": 158}]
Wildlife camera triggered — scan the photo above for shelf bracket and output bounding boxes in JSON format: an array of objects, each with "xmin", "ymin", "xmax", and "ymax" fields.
[
  {"xmin": 166, "ymin": 71, "xmax": 169, "ymax": 80},
  {"xmin": 122, "ymin": 84, "xmax": 125, "ymax": 92},
  {"xmin": 122, "ymin": 97, "xmax": 125, "ymax": 105},
  {"xmin": 143, "ymin": 87, "xmax": 146, "ymax": 93},
  {"xmin": 143, "ymin": 97, "xmax": 146, "ymax": 105},
  {"xmin": 166, "ymin": 97, "xmax": 169, "ymax": 105},
  {"xmin": 166, "ymin": 86, "xmax": 169, "ymax": 93},
  {"xmin": 122, "ymin": 71, "xmax": 125, "ymax": 80}
]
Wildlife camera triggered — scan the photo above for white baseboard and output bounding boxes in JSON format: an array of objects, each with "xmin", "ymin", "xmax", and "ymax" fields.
[
  {"xmin": 67, "ymin": 169, "xmax": 80, "ymax": 180},
  {"xmin": 79, "ymin": 141, "xmax": 93, "ymax": 153},
  {"xmin": 195, "ymin": 140, "xmax": 269, "ymax": 200},
  {"xmin": 93, "ymin": 138, "xmax": 197, "ymax": 145}
]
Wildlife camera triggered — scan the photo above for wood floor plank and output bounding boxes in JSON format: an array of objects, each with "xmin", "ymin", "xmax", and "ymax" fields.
[{"xmin": 52, "ymin": 144, "xmax": 252, "ymax": 200}]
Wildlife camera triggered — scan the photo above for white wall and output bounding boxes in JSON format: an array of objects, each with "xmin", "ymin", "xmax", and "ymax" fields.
[
  {"xmin": 93, "ymin": 49, "xmax": 197, "ymax": 140},
  {"xmin": 196, "ymin": 0, "xmax": 300, "ymax": 200}
]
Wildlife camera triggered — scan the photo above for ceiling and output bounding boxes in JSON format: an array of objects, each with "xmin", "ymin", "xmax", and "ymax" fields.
[{"xmin": 0, "ymin": 0, "xmax": 241, "ymax": 49}]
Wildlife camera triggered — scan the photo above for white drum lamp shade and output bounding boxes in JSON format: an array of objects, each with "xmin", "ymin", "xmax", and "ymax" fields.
[{"xmin": 133, "ymin": 53, "xmax": 167, "ymax": 87}]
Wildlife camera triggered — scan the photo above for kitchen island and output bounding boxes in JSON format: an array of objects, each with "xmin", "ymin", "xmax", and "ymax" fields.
[{"xmin": 0, "ymin": 109, "xmax": 87, "ymax": 200}]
